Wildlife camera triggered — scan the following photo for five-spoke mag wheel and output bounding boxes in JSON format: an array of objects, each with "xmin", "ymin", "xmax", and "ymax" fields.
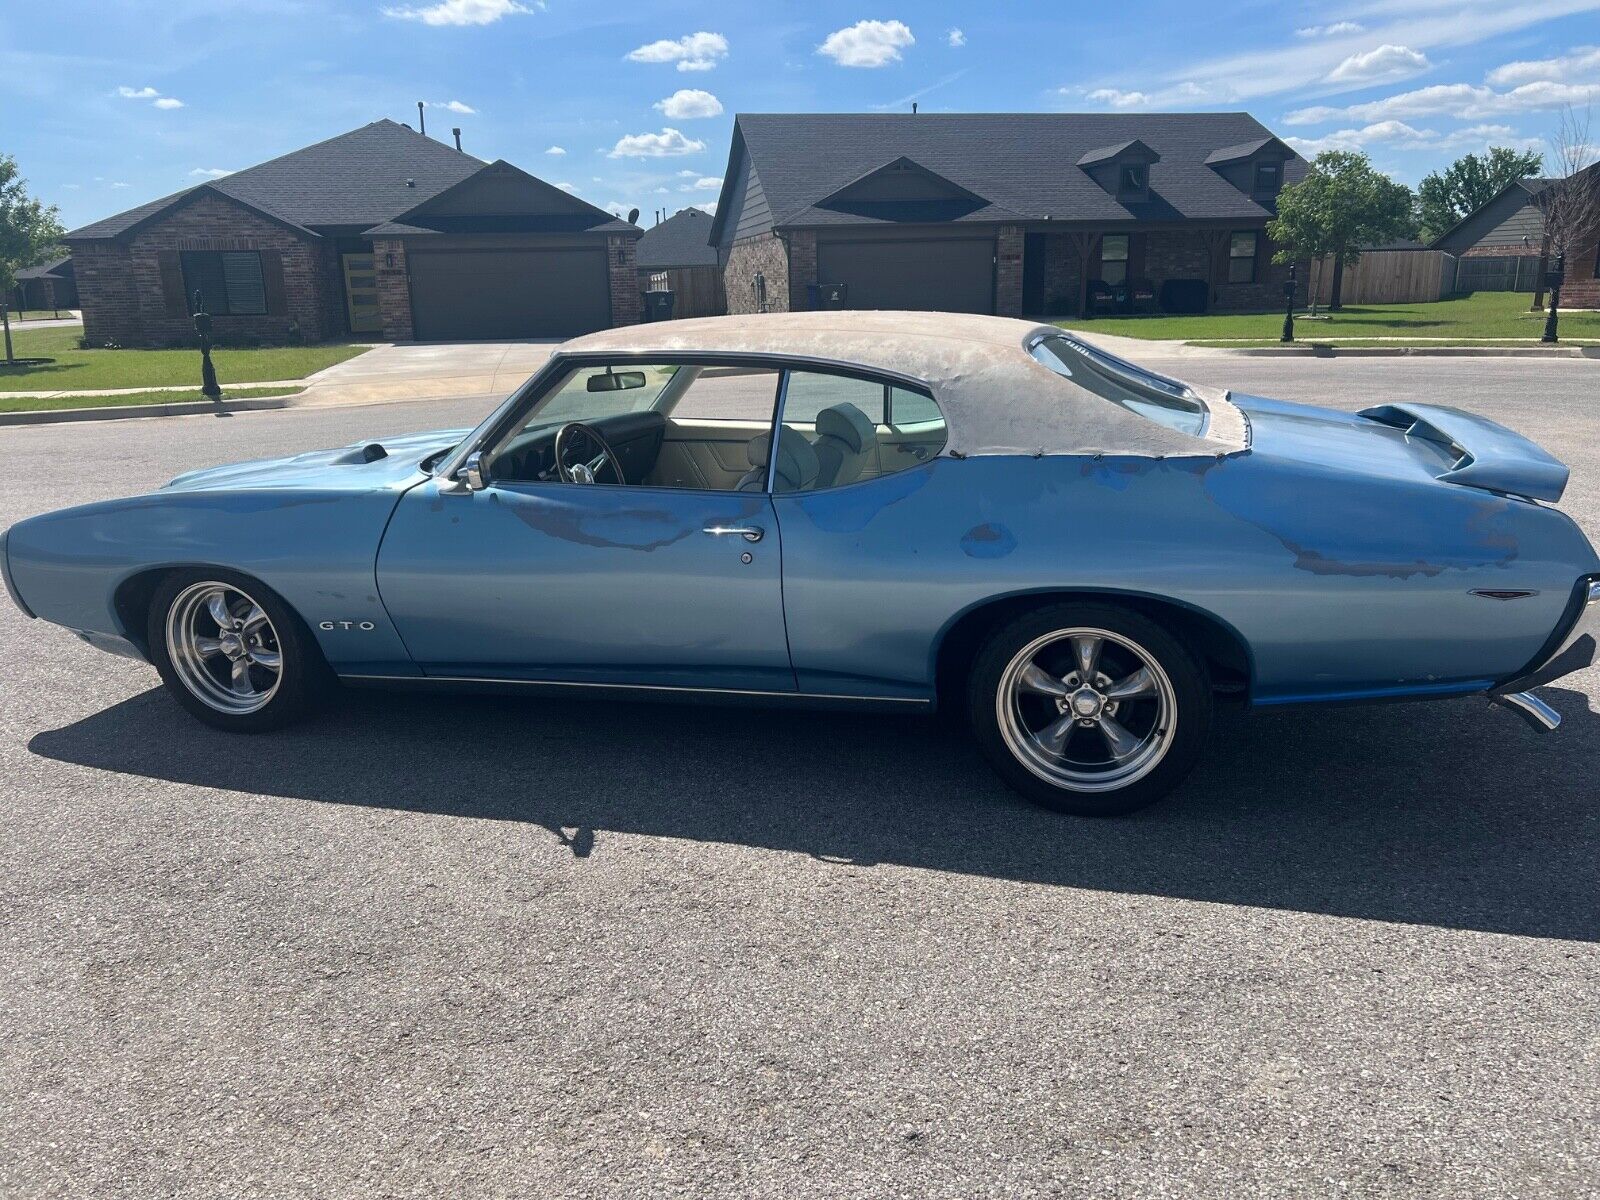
[
  {"xmin": 149, "ymin": 569, "xmax": 329, "ymax": 732},
  {"xmin": 970, "ymin": 603, "xmax": 1212, "ymax": 816},
  {"xmin": 165, "ymin": 582, "xmax": 284, "ymax": 715}
]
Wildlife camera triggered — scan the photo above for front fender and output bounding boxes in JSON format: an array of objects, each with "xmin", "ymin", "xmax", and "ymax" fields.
[{"xmin": 5, "ymin": 487, "xmax": 421, "ymax": 674}]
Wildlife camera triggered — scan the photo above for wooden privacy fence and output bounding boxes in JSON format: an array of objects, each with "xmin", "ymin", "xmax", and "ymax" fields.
[
  {"xmin": 1307, "ymin": 250, "xmax": 1458, "ymax": 305},
  {"xmin": 642, "ymin": 267, "xmax": 727, "ymax": 318}
]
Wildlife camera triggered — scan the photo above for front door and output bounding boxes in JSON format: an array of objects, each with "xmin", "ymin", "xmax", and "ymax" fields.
[
  {"xmin": 341, "ymin": 252, "xmax": 382, "ymax": 334},
  {"xmin": 374, "ymin": 360, "xmax": 796, "ymax": 691}
]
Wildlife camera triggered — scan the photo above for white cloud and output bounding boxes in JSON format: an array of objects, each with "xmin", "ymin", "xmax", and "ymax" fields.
[
  {"xmin": 1136, "ymin": 0, "xmax": 1600, "ymax": 105},
  {"xmin": 680, "ymin": 176, "xmax": 721, "ymax": 191},
  {"xmin": 947, "ymin": 28, "xmax": 965, "ymax": 47},
  {"xmin": 608, "ymin": 127, "xmax": 706, "ymax": 158},
  {"xmin": 432, "ymin": 99, "xmax": 476, "ymax": 114},
  {"xmin": 381, "ymin": 0, "xmax": 534, "ymax": 26},
  {"xmin": 63, "ymin": 183, "xmax": 81, "ymax": 190},
  {"xmin": 1284, "ymin": 119, "xmax": 1527, "ymax": 156},
  {"xmin": 189, "ymin": 167, "xmax": 234, "ymax": 178},
  {"xmin": 1487, "ymin": 45, "xmax": 1600, "ymax": 86},
  {"xmin": 677, "ymin": 169, "xmax": 698, "ymax": 177},
  {"xmin": 1287, "ymin": 79, "xmax": 1600, "ymax": 124},
  {"xmin": 110, "ymin": 182, "xmax": 130, "ymax": 188},
  {"xmin": 554, "ymin": 181, "xmax": 575, "ymax": 191},
  {"xmin": 626, "ymin": 31, "xmax": 728, "ymax": 72},
  {"xmin": 690, "ymin": 202, "xmax": 716, "ymax": 215},
  {"xmin": 545, "ymin": 145, "xmax": 566, "ymax": 156},
  {"xmin": 654, "ymin": 88, "xmax": 722, "ymax": 119},
  {"xmin": 1297, "ymin": 21, "xmax": 1364, "ymax": 37},
  {"xmin": 818, "ymin": 20, "xmax": 915, "ymax": 68},
  {"xmin": 118, "ymin": 84, "xmax": 183, "ymax": 108},
  {"xmin": 1326, "ymin": 44, "xmax": 1430, "ymax": 84},
  {"xmin": 1082, "ymin": 80, "xmax": 1209, "ymax": 109}
]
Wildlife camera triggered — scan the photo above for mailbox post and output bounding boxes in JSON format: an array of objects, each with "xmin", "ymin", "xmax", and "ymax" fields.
[
  {"xmin": 1540, "ymin": 253, "xmax": 1565, "ymax": 345},
  {"xmin": 1280, "ymin": 262, "xmax": 1297, "ymax": 343},
  {"xmin": 192, "ymin": 290, "xmax": 222, "ymax": 402}
]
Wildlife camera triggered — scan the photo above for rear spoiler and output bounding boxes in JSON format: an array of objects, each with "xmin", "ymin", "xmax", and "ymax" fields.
[{"xmin": 1359, "ymin": 403, "xmax": 1569, "ymax": 503}]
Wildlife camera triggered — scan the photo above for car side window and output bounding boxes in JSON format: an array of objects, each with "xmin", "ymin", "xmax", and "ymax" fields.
[{"xmin": 773, "ymin": 370, "xmax": 946, "ymax": 493}]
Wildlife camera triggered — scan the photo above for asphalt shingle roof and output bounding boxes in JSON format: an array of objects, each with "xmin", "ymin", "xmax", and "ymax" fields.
[
  {"xmin": 66, "ymin": 119, "xmax": 485, "ymax": 240},
  {"xmin": 15, "ymin": 256, "xmax": 73, "ymax": 280},
  {"xmin": 727, "ymin": 112, "xmax": 1306, "ymax": 231},
  {"xmin": 635, "ymin": 208, "xmax": 719, "ymax": 268}
]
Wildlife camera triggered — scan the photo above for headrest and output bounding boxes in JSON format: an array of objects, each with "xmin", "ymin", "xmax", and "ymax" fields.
[
  {"xmin": 746, "ymin": 427, "xmax": 820, "ymax": 491},
  {"xmin": 814, "ymin": 402, "xmax": 876, "ymax": 454}
]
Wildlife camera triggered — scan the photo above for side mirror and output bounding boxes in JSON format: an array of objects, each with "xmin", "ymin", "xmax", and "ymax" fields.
[{"xmin": 461, "ymin": 451, "xmax": 488, "ymax": 491}]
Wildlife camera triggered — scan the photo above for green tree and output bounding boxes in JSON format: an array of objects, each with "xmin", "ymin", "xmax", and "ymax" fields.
[
  {"xmin": 1416, "ymin": 146, "xmax": 1545, "ymax": 242},
  {"xmin": 0, "ymin": 154, "xmax": 66, "ymax": 363},
  {"xmin": 1268, "ymin": 150, "xmax": 1415, "ymax": 309}
]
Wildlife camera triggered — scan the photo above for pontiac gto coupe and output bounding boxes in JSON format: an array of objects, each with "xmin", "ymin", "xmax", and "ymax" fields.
[{"xmin": 4, "ymin": 313, "xmax": 1598, "ymax": 815}]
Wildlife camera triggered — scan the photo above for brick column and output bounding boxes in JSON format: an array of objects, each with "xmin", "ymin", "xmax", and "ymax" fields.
[
  {"xmin": 995, "ymin": 224, "xmax": 1025, "ymax": 317},
  {"xmin": 786, "ymin": 230, "xmax": 817, "ymax": 310},
  {"xmin": 608, "ymin": 235, "xmax": 642, "ymax": 326},
  {"xmin": 373, "ymin": 239, "xmax": 413, "ymax": 341}
]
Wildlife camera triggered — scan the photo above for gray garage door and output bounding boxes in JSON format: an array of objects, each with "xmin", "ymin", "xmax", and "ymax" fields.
[
  {"xmin": 408, "ymin": 247, "xmax": 611, "ymax": 340},
  {"xmin": 816, "ymin": 237, "xmax": 996, "ymax": 314}
]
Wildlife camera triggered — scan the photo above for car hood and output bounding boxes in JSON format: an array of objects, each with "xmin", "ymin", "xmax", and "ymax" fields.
[{"xmin": 163, "ymin": 428, "xmax": 470, "ymax": 493}]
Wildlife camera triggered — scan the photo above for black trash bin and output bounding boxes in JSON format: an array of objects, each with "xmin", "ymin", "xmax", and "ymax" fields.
[{"xmin": 642, "ymin": 290, "xmax": 677, "ymax": 322}]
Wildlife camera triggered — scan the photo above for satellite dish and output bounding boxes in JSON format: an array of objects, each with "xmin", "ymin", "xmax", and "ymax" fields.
[{"xmin": 626, "ymin": 207, "xmax": 641, "ymax": 225}]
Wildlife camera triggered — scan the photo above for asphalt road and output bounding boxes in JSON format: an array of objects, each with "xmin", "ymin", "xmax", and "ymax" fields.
[{"xmin": 2, "ymin": 354, "xmax": 1599, "ymax": 1198}]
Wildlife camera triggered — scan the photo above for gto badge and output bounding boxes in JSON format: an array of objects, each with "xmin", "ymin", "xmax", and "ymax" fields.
[{"xmin": 320, "ymin": 620, "xmax": 377, "ymax": 631}]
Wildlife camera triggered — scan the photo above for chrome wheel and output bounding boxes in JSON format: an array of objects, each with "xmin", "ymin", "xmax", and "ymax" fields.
[
  {"xmin": 164, "ymin": 581, "xmax": 284, "ymax": 715},
  {"xmin": 996, "ymin": 626, "xmax": 1177, "ymax": 794}
]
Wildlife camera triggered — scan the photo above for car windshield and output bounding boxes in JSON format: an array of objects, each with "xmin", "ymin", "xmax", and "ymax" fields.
[{"xmin": 1029, "ymin": 334, "xmax": 1208, "ymax": 437}]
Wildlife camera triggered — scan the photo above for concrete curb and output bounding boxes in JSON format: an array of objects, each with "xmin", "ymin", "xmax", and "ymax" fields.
[
  {"xmin": 0, "ymin": 395, "xmax": 295, "ymax": 427},
  {"xmin": 1203, "ymin": 344, "xmax": 1600, "ymax": 359}
]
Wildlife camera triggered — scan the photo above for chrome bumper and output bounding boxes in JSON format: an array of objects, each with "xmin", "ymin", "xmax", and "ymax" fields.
[{"xmin": 1490, "ymin": 576, "xmax": 1600, "ymax": 730}]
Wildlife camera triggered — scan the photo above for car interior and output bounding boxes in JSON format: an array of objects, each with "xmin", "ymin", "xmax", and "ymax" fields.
[{"xmin": 485, "ymin": 362, "xmax": 948, "ymax": 494}]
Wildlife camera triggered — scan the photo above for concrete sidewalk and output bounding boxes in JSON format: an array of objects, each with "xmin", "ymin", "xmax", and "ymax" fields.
[{"xmin": 291, "ymin": 339, "xmax": 560, "ymax": 408}]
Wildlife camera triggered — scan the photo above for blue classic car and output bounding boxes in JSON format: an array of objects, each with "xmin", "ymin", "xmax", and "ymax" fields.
[{"xmin": 4, "ymin": 313, "xmax": 1597, "ymax": 814}]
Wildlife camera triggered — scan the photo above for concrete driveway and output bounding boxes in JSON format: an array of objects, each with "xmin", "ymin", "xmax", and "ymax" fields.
[
  {"xmin": 295, "ymin": 339, "xmax": 561, "ymax": 408},
  {"xmin": 2, "ymin": 354, "xmax": 1598, "ymax": 1197}
]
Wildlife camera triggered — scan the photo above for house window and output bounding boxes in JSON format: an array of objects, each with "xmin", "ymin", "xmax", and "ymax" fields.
[
  {"xmin": 1226, "ymin": 231, "xmax": 1258, "ymax": 283},
  {"xmin": 1253, "ymin": 161, "xmax": 1282, "ymax": 195},
  {"xmin": 1100, "ymin": 234, "xmax": 1130, "ymax": 286},
  {"xmin": 181, "ymin": 251, "xmax": 267, "ymax": 316},
  {"xmin": 1118, "ymin": 164, "xmax": 1147, "ymax": 196}
]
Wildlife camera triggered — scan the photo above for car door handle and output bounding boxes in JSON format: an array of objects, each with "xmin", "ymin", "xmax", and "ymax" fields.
[{"xmin": 703, "ymin": 524, "xmax": 764, "ymax": 543}]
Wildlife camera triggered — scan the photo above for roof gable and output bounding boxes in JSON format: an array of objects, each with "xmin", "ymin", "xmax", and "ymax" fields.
[
  {"xmin": 1205, "ymin": 136, "xmax": 1294, "ymax": 165},
  {"xmin": 1077, "ymin": 139, "xmax": 1160, "ymax": 167},
  {"xmin": 365, "ymin": 159, "xmax": 633, "ymax": 235}
]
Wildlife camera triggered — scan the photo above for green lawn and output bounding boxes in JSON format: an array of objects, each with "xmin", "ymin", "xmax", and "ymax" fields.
[
  {"xmin": 0, "ymin": 327, "xmax": 370, "ymax": 392},
  {"xmin": 0, "ymin": 386, "xmax": 304, "ymax": 414},
  {"xmin": 4, "ymin": 310, "xmax": 76, "ymax": 322},
  {"xmin": 1057, "ymin": 292, "xmax": 1600, "ymax": 343}
]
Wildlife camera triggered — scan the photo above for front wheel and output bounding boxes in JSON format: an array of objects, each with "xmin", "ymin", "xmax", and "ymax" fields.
[
  {"xmin": 147, "ymin": 569, "xmax": 331, "ymax": 732},
  {"xmin": 968, "ymin": 604, "xmax": 1213, "ymax": 816}
]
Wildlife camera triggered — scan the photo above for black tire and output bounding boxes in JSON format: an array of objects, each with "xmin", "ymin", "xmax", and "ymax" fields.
[
  {"xmin": 147, "ymin": 567, "xmax": 332, "ymax": 733},
  {"xmin": 968, "ymin": 602, "xmax": 1212, "ymax": 816}
]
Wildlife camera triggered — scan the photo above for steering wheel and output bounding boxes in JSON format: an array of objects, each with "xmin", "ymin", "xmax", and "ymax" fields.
[{"xmin": 552, "ymin": 422, "xmax": 625, "ymax": 485}]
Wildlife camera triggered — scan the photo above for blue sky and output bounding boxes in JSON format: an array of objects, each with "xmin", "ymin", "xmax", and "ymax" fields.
[{"xmin": 4, "ymin": 0, "xmax": 1598, "ymax": 232}]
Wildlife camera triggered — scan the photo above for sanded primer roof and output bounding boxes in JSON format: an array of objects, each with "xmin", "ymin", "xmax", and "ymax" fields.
[{"xmin": 561, "ymin": 312, "xmax": 1247, "ymax": 459}]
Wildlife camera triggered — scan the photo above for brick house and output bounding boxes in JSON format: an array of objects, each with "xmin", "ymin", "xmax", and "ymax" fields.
[
  {"xmin": 1430, "ymin": 168, "xmax": 1600, "ymax": 307},
  {"xmin": 708, "ymin": 113, "xmax": 1308, "ymax": 319},
  {"xmin": 64, "ymin": 119, "xmax": 642, "ymax": 347},
  {"xmin": 10, "ymin": 256, "xmax": 77, "ymax": 313}
]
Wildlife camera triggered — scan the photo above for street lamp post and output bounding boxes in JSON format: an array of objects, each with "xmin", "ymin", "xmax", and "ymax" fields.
[
  {"xmin": 192, "ymin": 290, "xmax": 222, "ymax": 402},
  {"xmin": 1280, "ymin": 262, "xmax": 1297, "ymax": 343},
  {"xmin": 1540, "ymin": 253, "xmax": 1565, "ymax": 345}
]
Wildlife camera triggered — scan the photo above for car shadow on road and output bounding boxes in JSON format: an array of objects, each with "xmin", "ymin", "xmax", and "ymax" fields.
[{"xmin": 28, "ymin": 682, "xmax": 1600, "ymax": 942}]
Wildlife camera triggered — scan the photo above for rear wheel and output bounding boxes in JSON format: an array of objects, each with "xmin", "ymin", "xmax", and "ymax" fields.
[
  {"xmin": 148, "ymin": 569, "xmax": 330, "ymax": 732},
  {"xmin": 968, "ymin": 603, "xmax": 1212, "ymax": 816}
]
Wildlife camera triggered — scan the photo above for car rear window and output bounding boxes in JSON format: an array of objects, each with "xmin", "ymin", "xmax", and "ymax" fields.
[{"xmin": 1029, "ymin": 334, "xmax": 1208, "ymax": 437}]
